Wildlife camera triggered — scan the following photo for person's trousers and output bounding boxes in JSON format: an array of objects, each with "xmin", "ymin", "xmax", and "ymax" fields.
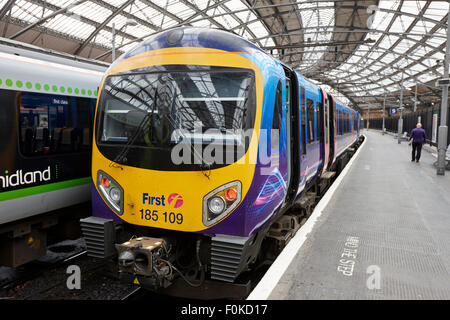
[{"xmin": 412, "ymin": 142, "xmax": 423, "ymax": 161}]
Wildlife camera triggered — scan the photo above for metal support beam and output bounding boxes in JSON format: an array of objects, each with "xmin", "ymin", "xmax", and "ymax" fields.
[
  {"xmin": 437, "ymin": 6, "xmax": 450, "ymax": 176},
  {"xmin": 383, "ymin": 93, "xmax": 386, "ymax": 135},
  {"xmin": 398, "ymin": 72, "xmax": 404, "ymax": 144},
  {"xmin": 9, "ymin": 0, "xmax": 89, "ymax": 40},
  {"xmin": 74, "ymin": 0, "xmax": 135, "ymax": 56},
  {"xmin": 111, "ymin": 22, "xmax": 116, "ymax": 61},
  {"xmin": 0, "ymin": 0, "xmax": 16, "ymax": 20},
  {"xmin": 263, "ymin": 39, "xmax": 376, "ymax": 50},
  {"xmin": 414, "ymin": 82, "xmax": 418, "ymax": 112}
]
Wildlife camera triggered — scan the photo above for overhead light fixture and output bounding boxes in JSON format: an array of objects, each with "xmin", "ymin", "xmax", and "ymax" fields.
[{"xmin": 125, "ymin": 18, "xmax": 138, "ymax": 27}]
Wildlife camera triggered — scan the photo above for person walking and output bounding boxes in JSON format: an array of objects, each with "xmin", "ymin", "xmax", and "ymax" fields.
[{"xmin": 408, "ymin": 123, "xmax": 426, "ymax": 163}]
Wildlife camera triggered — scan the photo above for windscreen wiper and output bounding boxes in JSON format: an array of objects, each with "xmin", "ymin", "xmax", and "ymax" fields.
[{"xmin": 111, "ymin": 111, "xmax": 154, "ymax": 165}]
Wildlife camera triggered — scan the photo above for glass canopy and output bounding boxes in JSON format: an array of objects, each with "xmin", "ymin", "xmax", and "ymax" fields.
[{"xmin": 0, "ymin": 0, "xmax": 448, "ymax": 111}]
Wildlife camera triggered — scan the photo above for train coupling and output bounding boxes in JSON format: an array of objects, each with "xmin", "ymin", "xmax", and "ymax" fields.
[{"xmin": 116, "ymin": 237, "xmax": 173, "ymax": 288}]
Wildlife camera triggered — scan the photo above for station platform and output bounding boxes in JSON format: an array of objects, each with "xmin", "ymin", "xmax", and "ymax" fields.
[{"xmin": 250, "ymin": 129, "xmax": 450, "ymax": 300}]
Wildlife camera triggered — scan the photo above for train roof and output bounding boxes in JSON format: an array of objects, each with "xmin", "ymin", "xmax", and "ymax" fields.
[
  {"xmin": 113, "ymin": 27, "xmax": 357, "ymax": 113},
  {"xmin": 0, "ymin": 37, "xmax": 109, "ymax": 73},
  {"xmin": 0, "ymin": 47, "xmax": 104, "ymax": 97},
  {"xmin": 121, "ymin": 27, "xmax": 267, "ymax": 61}
]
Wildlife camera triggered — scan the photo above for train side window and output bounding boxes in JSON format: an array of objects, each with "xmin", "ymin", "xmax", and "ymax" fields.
[
  {"xmin": 343, "ymin": 112, "xmax": 347, "ymax": 134},
  {"xmin": 348, "ymin": 113, "xmax": 351, "ymax": 133},
  {"xmin": 19, "ymin": 91, "xmax": 94, "ymax": 156},
  {"xmin": 0, "ymin": 89, "xmax": 16, "ymax": 156},
  {"xmin": 270, "ymin": 81, "xmax": 283, "ymax": 153},
  {"xmin": 272, "ymin": 81, "xmax": 282, "ymax": 130},
  {"xmin": 349, "ymin": 113, "xmax": 352, "ymax": 133},
  {"xmin": 337, "ymin": 109, "xmax": 341, "ymax": 136},
  {"xmin": 338, "ymin": 110, "xmax": 342, "ymax": 136},
  {"xmin": 350, "ymin": 113, "xmax": 353, "ymax": 133},
  {"xmin": 346, "ymin": 112, "xmax": 349, "ymax": 133},
  {"xmin": 300, "ymin": 86, "xmax": 306, "ymax": 154},
  {"xmin": 306, "ymin": 98, "xmax": 315, "ymax": 144}
]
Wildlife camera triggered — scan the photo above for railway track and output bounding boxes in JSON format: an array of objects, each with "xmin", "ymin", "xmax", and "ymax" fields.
[
  {"xmin": 121, "ymin": 287, "xmax": 143, "ymax": 300},
  {"xmin": 1, "ymin": 248, "xmax": 88, "ymax": 295}
]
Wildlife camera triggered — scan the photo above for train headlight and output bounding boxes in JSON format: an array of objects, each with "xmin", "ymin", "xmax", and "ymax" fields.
[
  {"xmin": 208, "ymin": 197, "xmax": 226, "ymax": 215},
  {"xmin": 202, "ymin": 181, "xmax": 242, "ymax": 227},
  {"xmin": 109, "ymin": 187, "xmax": 121, "ymax": 202},
  {"xmin": 97, "ymin": 170, "xmax": 124, "ymax": 215}
]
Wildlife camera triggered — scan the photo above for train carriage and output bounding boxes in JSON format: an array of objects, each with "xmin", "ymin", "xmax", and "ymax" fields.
[{"xmin": 0, "ymin": 39, "xmax": 106, "ymax": 267}]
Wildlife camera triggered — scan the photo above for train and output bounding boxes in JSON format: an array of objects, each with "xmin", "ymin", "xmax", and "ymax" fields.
[
  {"xmin": 0, "ymin": 38, "xmax": 106, "ymax": 267},
  {"xmin": 80, "ymin": 27, "xmax": 362, "ymax": 299}
]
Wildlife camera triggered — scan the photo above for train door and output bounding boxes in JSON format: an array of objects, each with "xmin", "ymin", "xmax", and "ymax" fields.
[
  {"xmin": 328, "ymin": 95, "xmax": 337, "ymax": 169},
  {"xmin": 320, "ymin": 89, "xmax": 330, "ymax": 175},
  {"xmin": 300, "ymin": 86, "xmax": 307, "ymax": 184},
  {"xmin": 283, "ymin": 69, "xmax": 300, "ymax": 206},
  {"xmin": 351, "ymin": 110, "xmax": 355, "ymax": 143}
]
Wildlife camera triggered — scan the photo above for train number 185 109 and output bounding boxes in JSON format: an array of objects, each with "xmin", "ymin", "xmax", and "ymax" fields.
[{"xmin": 139, "ymin": 209, "xmax": 183, "ymax": 225}]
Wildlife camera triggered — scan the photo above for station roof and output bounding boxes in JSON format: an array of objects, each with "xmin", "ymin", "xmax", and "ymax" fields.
[{"xmin": 0, "ymin": 0, "xmax": 448, "ymax": 112}]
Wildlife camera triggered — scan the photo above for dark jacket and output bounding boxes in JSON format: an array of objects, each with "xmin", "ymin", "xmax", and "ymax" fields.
[{"xmin": 409, "ymin": 128, "xmax": 426, "ymax": 144}]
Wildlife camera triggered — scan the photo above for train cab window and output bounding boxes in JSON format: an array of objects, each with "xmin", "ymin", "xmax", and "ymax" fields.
[
  {"xmin": 306, "ymin": 99, "xmax": 315, "ymax": 144},
  {"xmin": 19, "ymin": 91, "xmax": 95, "ymax": 156},
  {"xmin": 300, "ymin": 87, "xmax": 306, "ymax": 154}
]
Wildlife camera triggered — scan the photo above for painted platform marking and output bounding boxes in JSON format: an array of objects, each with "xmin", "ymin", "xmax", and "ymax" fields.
[{"xmin": 337, "ymin": 236, "xmax": 360, "ymax": 276}]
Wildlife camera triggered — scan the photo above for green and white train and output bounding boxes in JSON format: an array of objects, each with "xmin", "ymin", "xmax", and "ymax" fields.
[{"xmin": 0, "ymin": 38, "xmax": 107, "ymax": 267}]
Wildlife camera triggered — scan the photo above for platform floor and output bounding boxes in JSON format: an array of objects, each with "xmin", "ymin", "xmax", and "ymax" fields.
[{"xmin": 268, "ymin": 130, "xmax": 450, "ymax": 300}]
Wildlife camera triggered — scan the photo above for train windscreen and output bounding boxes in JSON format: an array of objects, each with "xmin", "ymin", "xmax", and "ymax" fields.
[{"xmin": 95, "ymin": 66, "xmax": 256, "ymax": 171}]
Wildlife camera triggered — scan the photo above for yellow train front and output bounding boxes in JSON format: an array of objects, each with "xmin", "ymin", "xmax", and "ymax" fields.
[{"xmin": 81, "ymin": 27, "xmax": 361, "ymax": 298}]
